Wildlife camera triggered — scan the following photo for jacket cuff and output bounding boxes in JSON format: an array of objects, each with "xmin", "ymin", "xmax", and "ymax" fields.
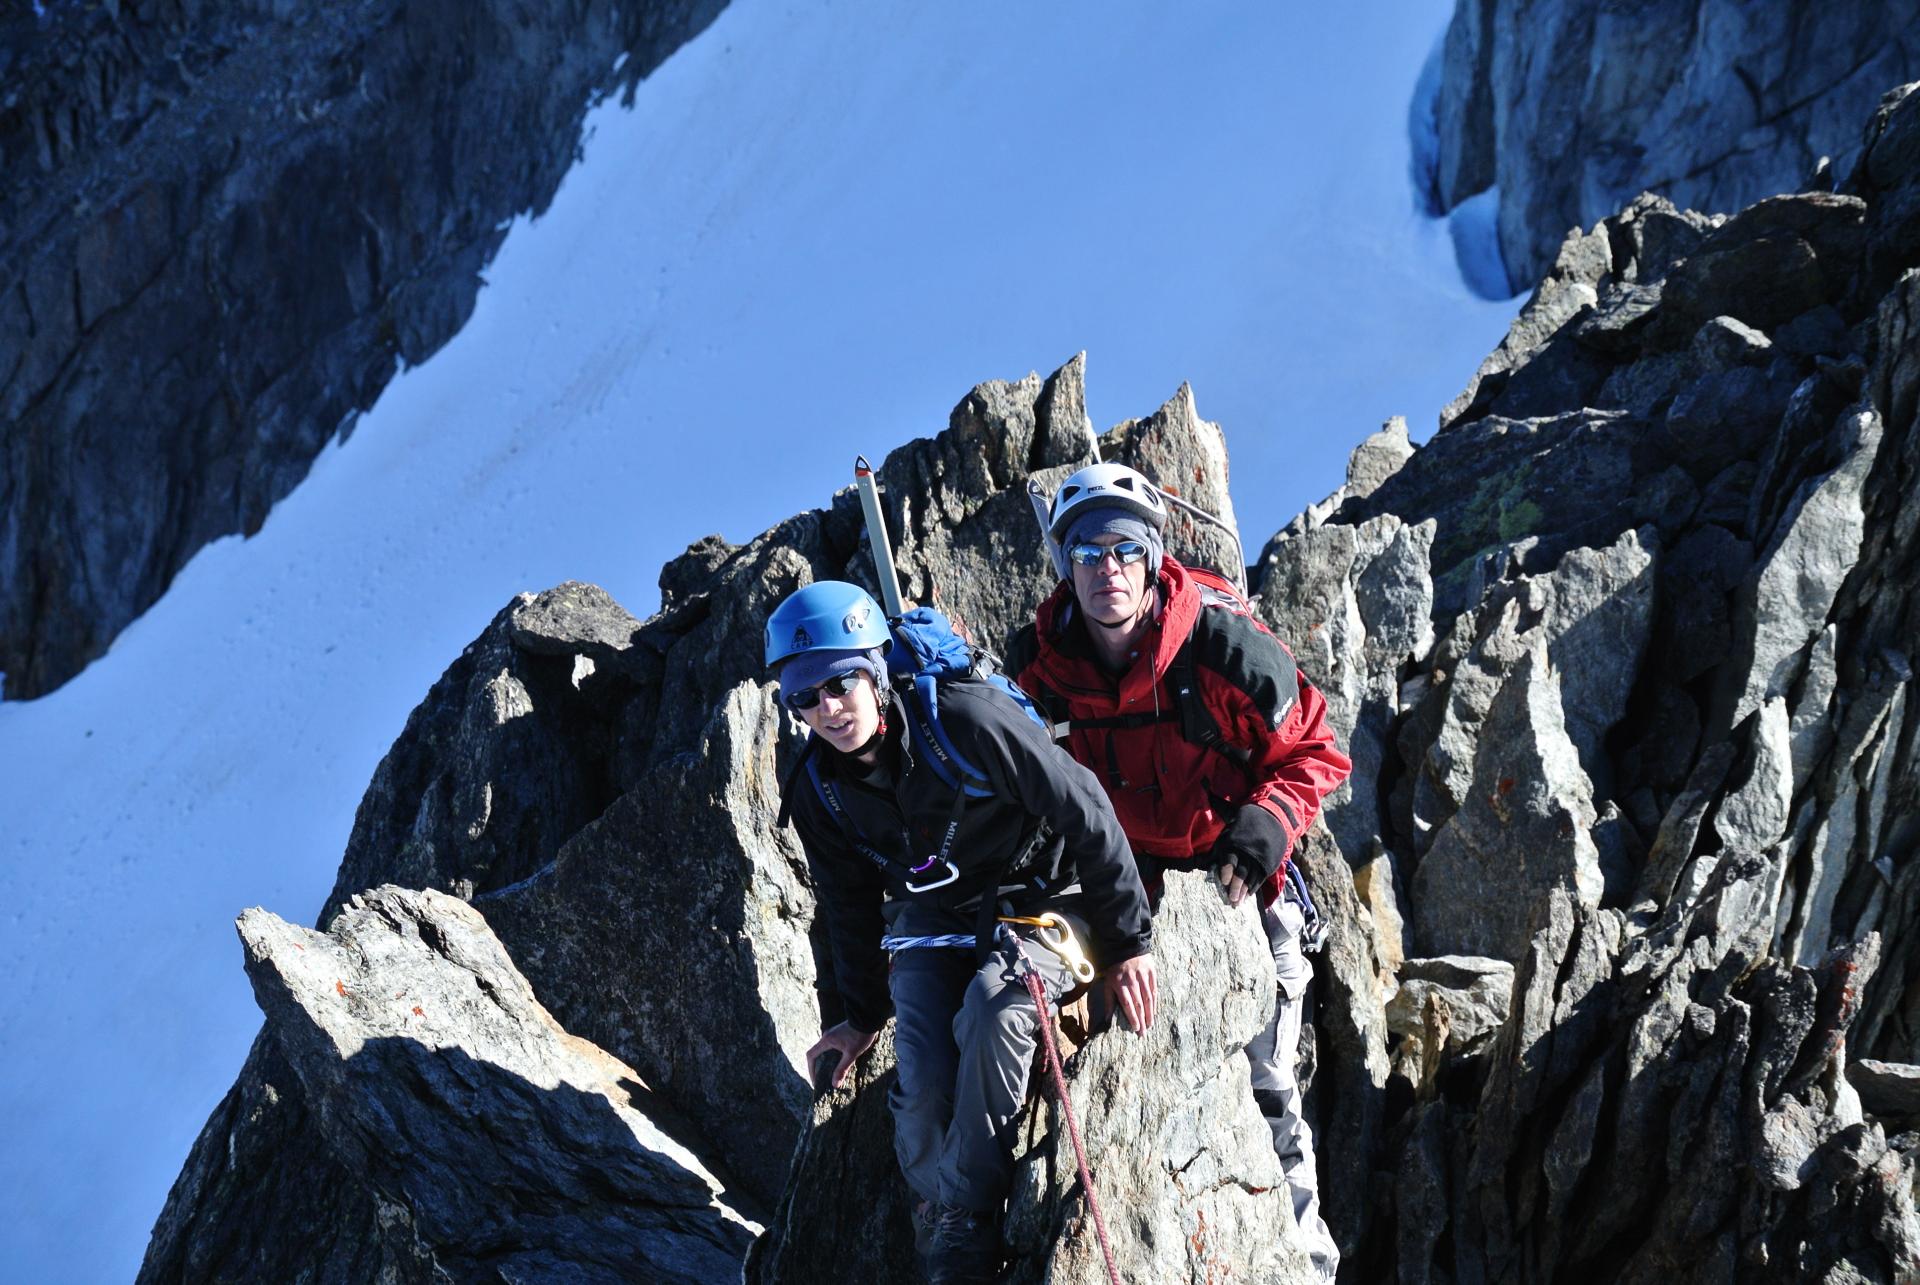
[{"xmin": 1254, "ymin": 797, "xmax": 1298, "ymax": 863}]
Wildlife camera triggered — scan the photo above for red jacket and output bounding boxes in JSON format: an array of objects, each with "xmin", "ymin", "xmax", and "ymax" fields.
[{"xmin": 1006, "ymin": 558, "xmax": 1351, "ymax": 902}]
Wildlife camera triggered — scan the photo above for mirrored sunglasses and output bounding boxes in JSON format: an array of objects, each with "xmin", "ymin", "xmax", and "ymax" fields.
[
  {"xmin": 784, "ymin": 671, "xmax": 865, "ymax": 712},
  {"xmin": 1066, "ymin": 540, "xmax": 1149, "ymax": 568}
]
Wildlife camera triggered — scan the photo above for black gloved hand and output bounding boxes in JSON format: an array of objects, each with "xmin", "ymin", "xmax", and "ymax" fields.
[{"xmin": 1214, "ymin": 804, "xmax": 1286, "ymax": 890}]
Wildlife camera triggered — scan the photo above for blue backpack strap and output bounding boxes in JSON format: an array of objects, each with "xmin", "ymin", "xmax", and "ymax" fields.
[
  {"xmin": 888, "ymin": 607, "xmax": 1052, "ymax": 794},
  {"xmin": 903, "ymin": 674, "xmax": 994, "ymax": 797}
]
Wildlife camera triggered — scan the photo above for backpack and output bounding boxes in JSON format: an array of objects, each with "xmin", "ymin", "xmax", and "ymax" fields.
[
  {"xmin": 781, "ymin": 606, "xmax": 1054, "ymax": 898},
  {"xmin": 884, "ymin": 606, "xmax": 1050, "ymax": 797}
]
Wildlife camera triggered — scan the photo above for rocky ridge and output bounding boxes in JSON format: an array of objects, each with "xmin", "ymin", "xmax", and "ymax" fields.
[
  {"xmin": 148, "ymin": 84, "xmax": 1920, "ymax": 1283},
  {"xmin": 0, "ymin": 0, "xmax": 725, "ymax": 701},
  {"xmin": 1421, "ymin": 0, "xmax": 1920, "ymax": 292}
]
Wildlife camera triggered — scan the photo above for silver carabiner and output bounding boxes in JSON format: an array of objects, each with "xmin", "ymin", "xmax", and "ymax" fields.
[{"xmin": 905, "ymin": 856, "xmax": 960, "ymax": 894}]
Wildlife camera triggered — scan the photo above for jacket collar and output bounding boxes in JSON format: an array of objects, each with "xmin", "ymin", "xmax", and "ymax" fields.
[{"xmin": 1033, "ymin": 558, "xmax": 1200, "ymax": 702}]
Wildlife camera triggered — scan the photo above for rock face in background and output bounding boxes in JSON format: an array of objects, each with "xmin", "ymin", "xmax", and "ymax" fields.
[
  {"xmin": 0, "ymin": 0, "xmax": 725, "ymax": 701},
  {"xmin": 145, "ymin": 80, "xmax": 1920, "ymax": 1284},
  {"xmin": 1262, "ymin": 78, "xmax": 1920, "ymax": 1280},
  {"xmin": 1418, "ymin": 0, "xmax": 1920, "ymax": 292}
]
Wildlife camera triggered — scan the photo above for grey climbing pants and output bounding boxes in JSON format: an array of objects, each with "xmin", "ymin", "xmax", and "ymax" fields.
[
  {"xmin": 887, "ymin": 914, "xmax": 1077, "ymax": 1215},
  {"xmin": 1245, "ymin": 894, "xmax": 1341, "ymax": 1281}
]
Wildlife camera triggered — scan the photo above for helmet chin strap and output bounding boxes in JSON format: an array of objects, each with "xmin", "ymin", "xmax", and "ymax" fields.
[{"xmin": 850, "ymin": 710, "xmax": 890, "ymax": 758}]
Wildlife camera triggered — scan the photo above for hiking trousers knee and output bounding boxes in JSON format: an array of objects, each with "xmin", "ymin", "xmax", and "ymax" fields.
[
  {"xmin": 888, "ymin": 927, "xmax": 1075, "ymax": 1215},
  {"xmin": 1245, "ymin": 895, "xmax": 1340, "ymax": 1281}
]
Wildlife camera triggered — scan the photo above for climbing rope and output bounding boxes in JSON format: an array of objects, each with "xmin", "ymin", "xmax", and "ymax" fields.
[
  {"xmin": 999, "ymin": 924, "xmax": 1123, "ymax": 1285},
  {"xmin": 883, "ymin": 913, "xmax": 1094, "ymax": 983}
]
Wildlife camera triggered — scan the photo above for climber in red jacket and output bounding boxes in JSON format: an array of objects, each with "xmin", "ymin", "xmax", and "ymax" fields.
[{"xmin": 1006, "ymin": 461, "xmax": 1350, "ymax": 1281}]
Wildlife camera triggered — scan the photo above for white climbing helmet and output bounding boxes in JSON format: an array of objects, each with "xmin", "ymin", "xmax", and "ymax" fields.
[{"xmin": 1046, "ymin": 462, "xmax": 1169, "ymax": 542}]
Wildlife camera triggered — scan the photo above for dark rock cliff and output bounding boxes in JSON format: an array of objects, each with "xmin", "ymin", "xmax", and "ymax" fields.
[
  {"xmin": 0, "ymin": 0, "xmax": 724, "ymax": 701},
  {"xmin": 143, "ymin": 81, "xmax": 1920, "ymax": 1285},
  {"xmin": 1309, "ymin": 79, "xmax": 1920, "ymax": 1281},
  {"xmin": 1420, "ymin": 0, "xmax": 1920, "ymax": 292}
]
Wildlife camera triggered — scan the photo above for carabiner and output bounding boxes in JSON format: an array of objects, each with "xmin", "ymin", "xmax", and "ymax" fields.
[
  {"xmin": 905, "ymin": 856, "xmax": 960, "ymax": 893},
  {"xmin": 1032, "ymin": 912, "xmax": 1096, "ymax": 985}
]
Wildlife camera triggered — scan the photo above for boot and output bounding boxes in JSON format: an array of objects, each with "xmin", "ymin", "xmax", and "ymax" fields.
[{"xmin": 926, "ymin": 1202, "xmax": 1000, "ymax": 1284}]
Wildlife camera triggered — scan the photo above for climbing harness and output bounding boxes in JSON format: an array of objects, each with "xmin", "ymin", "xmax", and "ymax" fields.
[
  {"xmin": 1002, "ymin": 913, "xmax": 1096, "ymax": 984},
  {"xmin": 883, "ymin": 912, "xmax": 1095, "ymax": 985},
  {"xmin": 998, "ymin": 923, "xmax": 1123, "ymax": 1285}
]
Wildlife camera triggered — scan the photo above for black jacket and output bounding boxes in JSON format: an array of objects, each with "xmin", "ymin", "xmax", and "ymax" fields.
[{"xmin": 786, "ymin": 678, "xmax": 1153, "ymax": 1034}]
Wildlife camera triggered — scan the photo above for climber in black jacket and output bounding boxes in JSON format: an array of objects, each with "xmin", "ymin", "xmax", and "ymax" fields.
[{"xmin": 769, "ymin": 580, "xmax": 1153, "ymax": 1284}]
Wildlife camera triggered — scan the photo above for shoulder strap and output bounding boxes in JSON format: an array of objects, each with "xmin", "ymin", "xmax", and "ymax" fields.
[
  {"xmin": 902, "ymin": 675, "xmax": 994, "ymax": 797},
  {"xmin": 1168, "ymin": 638, "xmax": 1252, "ymax": 769},
  {"xmin": 1056, "ymin": 634, "xmax": 1252, "ymax": 769},
  {"xmin": 776, "ymin": 736, "xmax": 819, "ymax": 829},
  {"xmin": 783, "ymin": 738, "xmax": 899, "ymax": 873}
]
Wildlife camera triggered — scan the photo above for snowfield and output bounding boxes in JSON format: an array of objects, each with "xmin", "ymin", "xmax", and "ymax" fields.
[{"xmin": 0, "ymin": 3, "xmax": 1512, "ymax": 1279}]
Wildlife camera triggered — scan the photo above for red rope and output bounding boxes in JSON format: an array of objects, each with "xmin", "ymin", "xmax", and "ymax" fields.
[{"xmin": 1011, "ymin": 934, "xmax": 1123, "ymax": 1285}]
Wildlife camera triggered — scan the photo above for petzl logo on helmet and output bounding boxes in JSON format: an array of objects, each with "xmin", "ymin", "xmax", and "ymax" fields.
[
  {"xmin": 791, "ymin": 626, "xmax": 814, "ymax": 651},
  {"xmin": 842, "ymin": 605, "xmax": 870, "ymax": 634}
]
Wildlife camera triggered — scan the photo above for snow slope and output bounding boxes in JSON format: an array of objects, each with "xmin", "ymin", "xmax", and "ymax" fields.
[{"xmin": 0, "ymin": 3, "xmax": 1513, "ymax": 1279}]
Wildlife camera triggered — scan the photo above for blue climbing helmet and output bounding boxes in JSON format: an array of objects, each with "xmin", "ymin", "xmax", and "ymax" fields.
[{"xmin": 764, "ymin": 581, "xmax": 892, "ymax": 667}]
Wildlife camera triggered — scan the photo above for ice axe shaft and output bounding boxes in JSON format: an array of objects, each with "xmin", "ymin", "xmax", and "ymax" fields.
[
  {"xmin": 853, "ymin": 455, "xmax": 906, "ymax": 618},
  {"xmin": 1159, "ymin": 489, "xmax": 1247, "ymax": 595},
  {"xmin": 1027, "ymin": 479, "xmax": 1068, "ymax": 580}
]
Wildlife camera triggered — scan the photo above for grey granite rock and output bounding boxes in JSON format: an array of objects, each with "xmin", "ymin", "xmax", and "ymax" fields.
[
  {"xmin": 1713, "ymin": 697, "xmax": 1795, "ymax": 856},
  {"xmin": 1723, "ymin": 407, "xmax": 1883, "ymax": 725},
  {"xmin": 1291, "ymin": 825, "xmax": 1393, "ymax": 1266},
  {"xmin": 1410, "ymin": 527, "xmax": 1653, "ymax": 847},
  {"xmin": 1411, "ymin": 643, "xmax": 1604, "ymax": 959},
  {"xmin": 1388, "ymin": 956, "xmax": 1515, "ymax": 1057},
  {"xmin": 236, "ymin": 886, "xmax": 758, "ymax": 1283},
  {"xmin": 139, "ymin": 1031, "xmax": 434, "ymax": 1285},
  {"xmin": 1442, "ymin": 227, "xmax": 1611, "ymax": 425},
  {"xmin": 1850, "ymin": 1060, "xmax": 1920, "ymax": 1119},
  {"xmin": 1255, "ymin": 514, "xmax": 1435, "ymax": 864}
]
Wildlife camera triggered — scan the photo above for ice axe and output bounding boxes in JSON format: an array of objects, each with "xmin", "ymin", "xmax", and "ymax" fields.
[{"xmin": 853, "ymin": 455, "xmax": 907, "ymax": 618}]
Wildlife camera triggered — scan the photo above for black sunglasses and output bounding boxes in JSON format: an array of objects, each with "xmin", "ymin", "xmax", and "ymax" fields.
[
  {"xmin": 784, "ymin": 671, "xmax": 865, "ymax": 712},
  {"xmin": 1066, "ymin": 540, "xmax": 1149, "ymax": 568}
]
